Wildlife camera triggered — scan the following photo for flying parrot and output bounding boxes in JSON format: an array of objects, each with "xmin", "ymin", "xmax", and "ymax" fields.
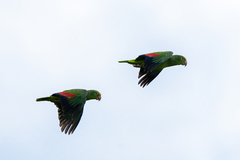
[
  {"xmin": 118, "ymin": 51, "xmax": 187, "ymax": 87},
  {"xmin": 36, "ymin": 89, "xmax": 101, "ymax": 134}
]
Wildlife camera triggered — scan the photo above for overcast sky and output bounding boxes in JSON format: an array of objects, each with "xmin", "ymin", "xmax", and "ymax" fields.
[{"xmin": 1, "ymin": 0, "xmax": 240, "ymax": 159}]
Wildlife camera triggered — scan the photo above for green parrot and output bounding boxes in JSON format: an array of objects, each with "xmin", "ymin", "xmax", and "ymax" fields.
[
  {"xmin": 36, "ymin": 89, "xmax": 101, "ymax": 134},
  {"xmin": 119, "ymin": 51, "xmax": 187, "ymax": 87}
]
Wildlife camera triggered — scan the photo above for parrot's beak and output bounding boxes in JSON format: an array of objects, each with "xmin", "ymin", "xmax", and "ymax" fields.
[
  {"xmin": 96, "ymin": 93, "xmax": 101, "ymax": 101},
  {"xmin": 183, "ymin": 60, "xmax": 187, "ymax": 66}
]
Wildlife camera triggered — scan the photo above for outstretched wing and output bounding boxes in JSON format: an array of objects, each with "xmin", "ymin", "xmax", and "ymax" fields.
[
  {"xmin": 136, "ymin": 52, "xmax": 172, "ymax": 87},
  {"xmin": 136, "ymin": 51, "xmax": 173, "ymax": 72},
  {"xmin": 138, "ymin": 69, "xmax": 162, "ymax": 87},
  {"xmin": 52, "ymin": 90, "xmax": 87, "ymax": 134}
]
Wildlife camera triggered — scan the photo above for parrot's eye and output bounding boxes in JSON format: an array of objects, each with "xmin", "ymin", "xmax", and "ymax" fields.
[
  {"xmin": 95, "ymin": 92, "xmax": 98, "ymax": 95},
  {"xmin": 181, "ymin": 57, "xmax": 184, "ymax": 60}
]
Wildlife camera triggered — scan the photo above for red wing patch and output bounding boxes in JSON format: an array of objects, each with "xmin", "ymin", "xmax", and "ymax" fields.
[
  {"xmin": 59, "ymin": 92, "xmax": 76, "ymax": 98},
  {"xmin": 145, "ymin": 53, "xmax": 161, "ymax": 57}
]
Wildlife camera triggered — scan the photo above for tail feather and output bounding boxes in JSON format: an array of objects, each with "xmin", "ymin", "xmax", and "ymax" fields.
[
  {"xmin": 36, "ymin": 97, "xmax": 51, "ymax": 102},
  {"xmin": 118, "ymin": 60, "xmax": 142, "ymax": 64},
  {"xmin": 118, "ymin": 60, "xmax": 129, "ymax": 63}
]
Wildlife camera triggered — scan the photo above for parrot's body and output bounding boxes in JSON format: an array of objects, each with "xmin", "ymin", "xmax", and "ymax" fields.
[
  {"xmin": 36, "ymin": 89, "xmax": 101, "ymax": 134},
  {"xmin": 119, "ymin": 51, "xmax": 187, "ymax": 87}
]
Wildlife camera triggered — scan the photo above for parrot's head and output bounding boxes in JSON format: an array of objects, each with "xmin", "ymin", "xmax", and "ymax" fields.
[
  {"xmin": 181, "ymin": 56, "xmax": 187, "ymax": 66},
  {"xmin": 87, "ymin": 90, "xmax": 101, "ymax": 101},
  {"xmin": 173, "ymin": 55, "xmax": 187, "ymax": 67},
  {"xmin": 96, "ymin": 92, "xmax": 101, "ymax": 101}
]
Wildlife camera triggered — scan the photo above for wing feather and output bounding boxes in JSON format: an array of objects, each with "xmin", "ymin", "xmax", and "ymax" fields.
[
  {"xmin": 136, "ymin": 52, "xmax": 172, "ymax": 87},
  {"xmin": 138, "ymin": 70, "xmax": 162, "ymax": 87},
  {"xmin": 52, "ymin": 89, "xmax": 87, "ymax": 134}
]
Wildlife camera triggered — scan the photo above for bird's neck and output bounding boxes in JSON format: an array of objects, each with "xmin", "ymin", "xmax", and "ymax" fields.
[
  {"xmin": 86, "ymin": 92, "xmax": 95, "ymax": 100},
  {"xmin": 166, "ymin": 57, "xmax": 179, "ymax": 67}
]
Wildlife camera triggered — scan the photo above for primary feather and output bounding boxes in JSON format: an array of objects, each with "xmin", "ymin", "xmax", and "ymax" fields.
[
  {"xmin": 36, "ymin": 89, "xmax": 101, "ymax": 134},
  {"xmin": 119, "ymin": 51, "xmax": 187, "ymax": 87}
]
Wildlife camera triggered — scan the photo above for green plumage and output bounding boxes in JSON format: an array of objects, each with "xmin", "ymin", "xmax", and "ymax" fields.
[
  {"xmin": 36, "ymin": 89, "xmax": 101, "ymax": 134},
  {"xmin": 119, "ymin": 51, "xmax": 187, "ymax": 87}
]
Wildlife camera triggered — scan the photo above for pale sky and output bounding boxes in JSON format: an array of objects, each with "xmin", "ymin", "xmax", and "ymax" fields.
[{"xmin": 1, "ymin": 0, "xmax": 240, "ymax": 159}]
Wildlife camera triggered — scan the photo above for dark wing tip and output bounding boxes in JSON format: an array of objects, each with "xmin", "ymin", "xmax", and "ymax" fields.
[
  {"xmin": 58, "ymin": 106, "xmax": 83, "ymax": 135},
  {"xmin": 138, "ymin": 70, "xmax": 162, "ymax": 87},
  {"xmin": 60, "ymin": 118, "xmax": 80, "ymax": 135}
]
